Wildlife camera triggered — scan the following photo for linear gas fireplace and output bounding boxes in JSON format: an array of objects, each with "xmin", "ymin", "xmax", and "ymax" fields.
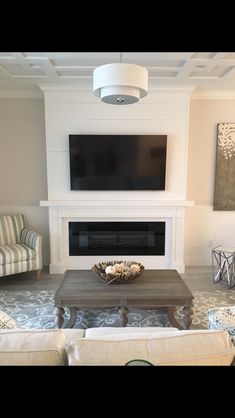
[{"xmin": 69, "ymin": 221, "xmax": 165, "ymax": 256}]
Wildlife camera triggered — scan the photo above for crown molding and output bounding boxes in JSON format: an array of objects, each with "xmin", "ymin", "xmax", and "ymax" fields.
[
  {"xmin": 149, "ymin": 83, "xmax": 196, "ymax": 93},
  {"xmin": 149, "ymin": 85, "xmax": 196, "ymax": 94},
  {"xmin": 0, "ymin": 89, "xmax": 43, "ymax": 98},
  {"xmin": 191, "ymin": 90, "xmax": 235, "ymax": 100},
  {"xmin": 39, "ymin": 83, "xmax": 196, "ymax": 94},
  {"xmin": 39, "ymin": 83, "xmax": 92, "ymax": 92}
]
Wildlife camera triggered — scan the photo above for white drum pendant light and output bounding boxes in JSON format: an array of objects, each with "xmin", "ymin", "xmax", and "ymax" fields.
[{"xmin": 93, "ymin": 62, "xmax": 148, "ymax": 105}]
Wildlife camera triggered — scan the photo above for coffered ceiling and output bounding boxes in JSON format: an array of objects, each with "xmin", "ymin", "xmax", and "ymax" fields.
[{"xmin": 1, "ymin": 52, "xmax": 235, "ymax": 97}]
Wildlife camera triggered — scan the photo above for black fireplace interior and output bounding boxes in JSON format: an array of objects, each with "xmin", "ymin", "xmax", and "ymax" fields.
[{"xmin": 69, "ymin": 222, "xmax": 165, "ymax": 256}]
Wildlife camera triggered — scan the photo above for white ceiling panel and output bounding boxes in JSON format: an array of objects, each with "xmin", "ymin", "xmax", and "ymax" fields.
[{"xmin": 0, "ymin": 52, "xmax": 235, "ymax": 95}]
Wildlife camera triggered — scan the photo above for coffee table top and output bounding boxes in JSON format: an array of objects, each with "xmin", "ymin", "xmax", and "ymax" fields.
[{"xmin": 54, "ymin": 269, "xmax": 194, "ymax": 308}]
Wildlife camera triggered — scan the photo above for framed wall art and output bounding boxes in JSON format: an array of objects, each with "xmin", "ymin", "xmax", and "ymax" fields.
[{"xmin": 214, "ymin": 123, "xmax": 235, "ymax": 210}]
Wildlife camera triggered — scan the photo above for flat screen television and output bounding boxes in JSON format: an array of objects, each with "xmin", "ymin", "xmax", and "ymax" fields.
[{"xmin": 69, "ymin": 134, "xmax": 167, "ymax": 191}]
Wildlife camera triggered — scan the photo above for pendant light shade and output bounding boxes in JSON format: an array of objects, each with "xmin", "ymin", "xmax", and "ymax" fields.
[{"xmin": 93, "ymin": 63, "xmax": 148, "ymax": 105}]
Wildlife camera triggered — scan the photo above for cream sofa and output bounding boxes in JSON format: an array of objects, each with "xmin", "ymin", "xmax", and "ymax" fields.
[{"xmin": 0, "ymin": 327, "xmax": 235, "ymax": 366}]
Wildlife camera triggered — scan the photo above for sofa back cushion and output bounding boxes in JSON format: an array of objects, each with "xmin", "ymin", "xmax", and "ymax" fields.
[
  {"xmin": 85, "ymin": 326, "xmax": 178, "ymax": 338},
  {"xmin": 0, "ymin": 329, "xmax": 68, "ymax": 365},
  {"xmin": 67, "ymin": 330, "xmax": 235, "ymax": 366},
  {"xmin": 0, "ymin": 215, "xmax": 25, "ymax": 246}
]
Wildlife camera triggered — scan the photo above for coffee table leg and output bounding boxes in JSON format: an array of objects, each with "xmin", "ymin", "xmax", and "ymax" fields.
[
  {"xmin": 182, "ymin": 305, "xmax": 193, "ymax": 329},
  {"xmin": 65, "ymin": 307, "xmax": 77, "ymax": 329},
  {"xmin": 55, "ymin": 306, "xmax": 65, "ymax": 329},
  {"xmin": 167, "ymin": 307, "xmax": 184, "ymax": 330},
  {"xmin": 118, "ymin": 306, "xmax": 128, "ymax": 327}
]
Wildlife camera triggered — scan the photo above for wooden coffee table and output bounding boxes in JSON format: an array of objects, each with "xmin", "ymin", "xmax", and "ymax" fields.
[{"xmin": 54, "ymin": 269, "xmax": 194, "ymax": 329}]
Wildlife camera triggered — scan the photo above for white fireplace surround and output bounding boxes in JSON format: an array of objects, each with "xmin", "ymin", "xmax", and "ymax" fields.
[
  {"xmin": 40, "ymin": 86, "xmax": 195, "ymax": 274},
  {"xmin": 40, "ymin": 199, "xmax": 194, "ymax": 274}
]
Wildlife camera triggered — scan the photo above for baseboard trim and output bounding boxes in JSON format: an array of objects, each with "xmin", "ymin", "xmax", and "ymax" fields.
[
  {"xmin": 49, "ymin": 264, "xmax": 65, "ymax": 274},
  {"xmin": 170, "ymin": 263, "xmax": 185, "ymax": 274}
]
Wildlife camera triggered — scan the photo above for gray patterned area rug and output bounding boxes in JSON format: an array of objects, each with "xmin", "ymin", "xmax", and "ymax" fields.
[{"xmin": 1, "ymin": 288, "xmax": 235, "ymax": 329}]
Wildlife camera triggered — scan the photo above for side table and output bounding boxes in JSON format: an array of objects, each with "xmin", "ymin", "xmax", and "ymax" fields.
[{"xmin": 212, "ymin": 245, "xmax": 235, "ymax": 288}]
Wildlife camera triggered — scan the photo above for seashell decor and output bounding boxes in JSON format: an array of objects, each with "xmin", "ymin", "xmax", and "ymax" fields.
[{"xmin": 91, "ymin": 260, "xmax": 144, "ymax": 284}]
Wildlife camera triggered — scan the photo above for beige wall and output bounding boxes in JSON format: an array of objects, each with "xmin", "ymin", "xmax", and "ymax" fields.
[
  {"xmin": 185, "ymin": 99, "xmax": 235, "ymax": 265},
  {"xmin": 1, "ymin": 97, "xmax": 235, "ymax": 268},
  {"xmin": 0, "ymin": 99, "xmax": 49, "ymax": 265}
]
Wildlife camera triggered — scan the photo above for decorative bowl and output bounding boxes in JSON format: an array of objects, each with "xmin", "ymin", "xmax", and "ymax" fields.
[{"xmin": 91, "ymin": 260, "xmax": 144, "ymax": 284}]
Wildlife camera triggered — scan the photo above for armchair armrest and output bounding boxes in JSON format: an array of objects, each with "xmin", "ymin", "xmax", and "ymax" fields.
[
  {"xmin": 20, "ymin": 228, "xmax": 41, "ymax": 250},
  {"xmin": 20, "ymin": 228, "xmax": 42, "ymax": 270}
]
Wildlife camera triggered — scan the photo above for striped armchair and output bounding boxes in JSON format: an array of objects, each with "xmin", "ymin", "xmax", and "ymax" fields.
[{"xmin": 0, "ymin": 215, "xmax": 42, "ymax": 279}]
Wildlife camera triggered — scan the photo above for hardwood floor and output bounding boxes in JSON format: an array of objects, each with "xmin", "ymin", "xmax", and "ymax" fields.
[
  {"xmin": 0, "ymin": 268, "xmax": 63, "ymax": 291},
  {"xmin": 183, "ymin": 266, "xmax": 218, "ymax": 292},
  {"xmin": 0, "ymin": 266, "xmax": 223, "ymax": 293}
]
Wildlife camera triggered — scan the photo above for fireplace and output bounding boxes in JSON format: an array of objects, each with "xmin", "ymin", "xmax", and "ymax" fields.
[
  {"xmin": 69, "ymin": 221, "xmax": 165, "ymax": 256},
  {"xmin": 40, "ymin": 199, "xmax": 193, "ymax": 272}
]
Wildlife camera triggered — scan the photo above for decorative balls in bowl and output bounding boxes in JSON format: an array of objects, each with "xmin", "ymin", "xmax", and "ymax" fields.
[{"xmin": 91, "ymin": 260, "xmax": 144, "ymax": 284}]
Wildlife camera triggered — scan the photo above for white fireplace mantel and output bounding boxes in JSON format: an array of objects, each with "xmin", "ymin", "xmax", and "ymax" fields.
[
  {"xmin": 40, "ymin": 199, "xmax": 194, "ymax": 274},
  {"xmin": 40, "ymin": 199, "xmax": 194, "ymax": 208}
]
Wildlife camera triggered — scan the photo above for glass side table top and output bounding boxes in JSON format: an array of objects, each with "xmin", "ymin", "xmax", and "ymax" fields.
[{"xmin": 213, "ymin": 245, "xmax": 235, "ymax": 254}]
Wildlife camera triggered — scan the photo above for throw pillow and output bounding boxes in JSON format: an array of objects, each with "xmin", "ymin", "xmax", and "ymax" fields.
[{"xmin": 0, "ymin": 309, "xmax": 18, "ymax": 329}]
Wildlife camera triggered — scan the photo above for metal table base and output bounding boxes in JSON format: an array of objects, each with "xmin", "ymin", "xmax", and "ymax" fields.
[{"xmin": 212, "ymin": 246, "xmax": 235, "ymax": 288}]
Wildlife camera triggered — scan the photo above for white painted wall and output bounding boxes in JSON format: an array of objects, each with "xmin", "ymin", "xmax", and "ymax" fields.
[
  {"xmin": 0, "ymin": 99, "xmax": 49, "ymax": 265},
  {"xmin": 185, "ymin": 98, "xmax": 235, "ymax": 265}
]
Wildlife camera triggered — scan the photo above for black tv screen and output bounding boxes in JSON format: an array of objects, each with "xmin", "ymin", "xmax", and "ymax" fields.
[{"xmin": 69, "ymin": 135, "xmax": 167, "ymax": 191}]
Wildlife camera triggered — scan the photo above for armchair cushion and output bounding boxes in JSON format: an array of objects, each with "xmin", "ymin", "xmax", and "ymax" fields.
[{"xmin": 0, "ymin": 244, "xmax": 36, "ymax": 265}]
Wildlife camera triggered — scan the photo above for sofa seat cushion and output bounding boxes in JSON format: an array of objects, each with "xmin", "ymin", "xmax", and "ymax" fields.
[
  {"xmin": 67, "ymin": 330, "xmax": 235, "ymax": 366},
  {"xmin": 0, "ymin": 329, "xmax": 68, "ymax": 365},
  {"xmin": 85, "ymin": 327, "xmax": 178, "ymax": 338},
  {"xmin": 0, "ymin": 244, "xmax": 36, "ymax": 265}
]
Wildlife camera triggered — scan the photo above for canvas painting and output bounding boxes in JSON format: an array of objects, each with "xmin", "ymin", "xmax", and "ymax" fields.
[{"xmin": 214, "ymin": 123, "xmax": 235, "ymax": 210}]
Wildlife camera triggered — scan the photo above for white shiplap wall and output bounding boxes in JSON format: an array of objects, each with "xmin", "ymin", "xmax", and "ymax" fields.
[
  {"xmin": 41, "ymin": 86, "xmax": 193, "ymax": 273},
  {"xmin": 42, "ymin": 87, "xmax": 193, "ymax": 201}
]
